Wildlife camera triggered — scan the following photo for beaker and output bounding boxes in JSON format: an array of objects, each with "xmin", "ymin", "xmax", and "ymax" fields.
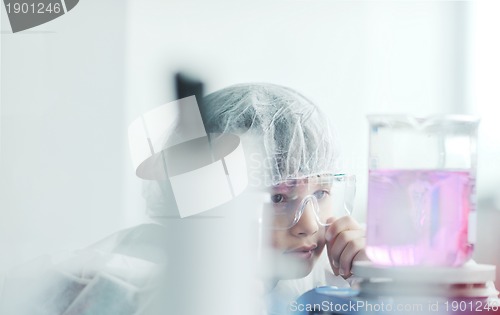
[{"xmin": 366, "ymin": 115, "xmax": 480, "ymax": 266}]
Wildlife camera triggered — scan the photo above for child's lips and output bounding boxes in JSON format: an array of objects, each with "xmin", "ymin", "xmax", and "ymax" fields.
[
  {"xmin": 286, "ymin": 250, "xmax": 314, "ymax": 259},
  {"xmin": 285, "ymin": 245, "xmax": 317, "ymax": 260}
]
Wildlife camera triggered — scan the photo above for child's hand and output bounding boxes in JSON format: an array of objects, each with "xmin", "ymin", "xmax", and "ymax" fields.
[{"xmin": 325, "ymin": 216, "xmax": 369, "ymax": 278}]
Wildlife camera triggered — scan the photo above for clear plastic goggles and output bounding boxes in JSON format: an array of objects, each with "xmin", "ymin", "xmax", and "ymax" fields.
[{"xmin": 262, "ymin": 174, "xmax": 356, "ymax": 230}]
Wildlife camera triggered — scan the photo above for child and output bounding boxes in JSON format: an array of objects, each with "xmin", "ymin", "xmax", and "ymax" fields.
[
  {"xmin": 0, "ymin": 83, "xmax": 368, "ymax": 315},
  {"xmin": 201, "ymin": 83, "xmax": 368, "ymax": 313}
]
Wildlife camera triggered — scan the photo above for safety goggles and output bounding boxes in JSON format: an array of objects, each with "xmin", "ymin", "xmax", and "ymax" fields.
[{"xmin": 261, "ymin": 174, "xmax": 356, "ymax": 230}]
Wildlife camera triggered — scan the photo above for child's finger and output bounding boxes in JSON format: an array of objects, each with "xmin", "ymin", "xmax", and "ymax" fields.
[
  {"xmin": 328, "ymin": 229, "xmax": 364, "ymax": 270},
  {"xmin": 338, "ymin": 237, "xmax": 366, "ymax": 277},
  {"xmin": 326, "ymin": 217, "xmax": 336, "ymax": 225},
  {"xmin": 326, "ymin": 238, "xmax": 340, "ymax": 276},
  {"xmin": 325, "ymin": 216, "xmax": 367, "ymax": 278},
  {"xmin": 353, "ymin": 247, "xmax": 369, "ymax": 263},
  {"xmin": 325, "ymin": 216, "xmax": 361, "ymax": 243}
]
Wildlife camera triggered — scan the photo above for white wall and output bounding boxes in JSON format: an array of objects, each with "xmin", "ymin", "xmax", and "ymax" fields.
[
  {"xmin": 470, "ymin": 0, "xmax": 500, "ymax": 287},
  {"xmin": 0, "ymin": 0, "xmax": 128, "ymax": 273}
]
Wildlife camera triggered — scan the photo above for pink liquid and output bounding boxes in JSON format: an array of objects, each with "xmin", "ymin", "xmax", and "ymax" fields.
[{"xmin": 366, "ymin": 169, "xmax": 474, "ymax": 266}]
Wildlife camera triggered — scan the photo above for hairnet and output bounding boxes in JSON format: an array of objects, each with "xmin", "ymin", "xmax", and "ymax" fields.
[
  {"xmin": 202, "ymin": 83, "xmax": 340, "ymax": 186},
  {"xmin": 144, "ymin": 83, "xmax": 340, "ymax": 217}
]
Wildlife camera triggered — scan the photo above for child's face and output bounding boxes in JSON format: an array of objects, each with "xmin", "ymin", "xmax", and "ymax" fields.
[{"xmin": 265, "ymin": 176, "xmax": 334, "ymax": 279}]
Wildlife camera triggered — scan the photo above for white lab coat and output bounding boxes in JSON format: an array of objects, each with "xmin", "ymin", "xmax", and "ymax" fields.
[
  {"xmin": 265, "ymin": 250, "xmax": 355, "ymax": 315},
  {"xmin": 0, "ymin": 224, "xmax": 167, "ymax": 315}
]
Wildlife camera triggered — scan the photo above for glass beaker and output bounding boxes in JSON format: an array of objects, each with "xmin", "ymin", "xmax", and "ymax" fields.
[{"xmin": 366, "ymin": 115, "xmax": 480, "ymax": 266}]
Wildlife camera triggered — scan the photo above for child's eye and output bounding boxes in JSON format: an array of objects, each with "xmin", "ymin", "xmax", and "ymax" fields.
[
  {"xmin": 313, "ymin": 190, "xmax": 329, "ymax": 200},
  {"xmin": 271, "ymin": 194, "xmax": 286, "ymax": 203}
]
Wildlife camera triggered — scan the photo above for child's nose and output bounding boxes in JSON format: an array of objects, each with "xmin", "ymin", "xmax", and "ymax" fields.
[{"xmin": 290, "ymin": 199, "xmax": 319, "ymax": 236}]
